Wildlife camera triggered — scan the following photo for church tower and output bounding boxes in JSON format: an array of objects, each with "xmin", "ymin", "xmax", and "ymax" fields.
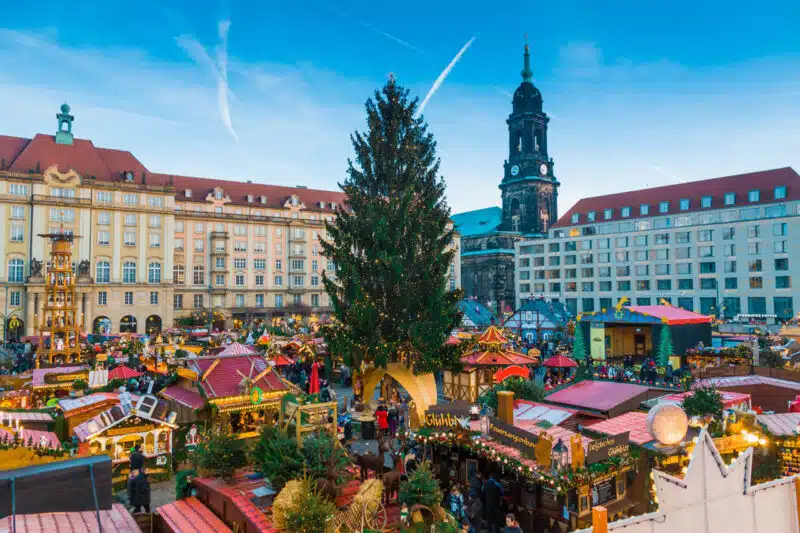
[{"xmin": 499, "ymin": 41, "xmax": 559, "ymax": 235}]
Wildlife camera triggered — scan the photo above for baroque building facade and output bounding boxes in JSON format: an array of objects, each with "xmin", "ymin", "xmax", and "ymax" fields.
[
  {"xmin": 453, "ymin": 42, "xmax": 560, "ymax": 315},
  {"xmin": 0, "ymin": 104, "xmax": 461, "ymax": 337}
]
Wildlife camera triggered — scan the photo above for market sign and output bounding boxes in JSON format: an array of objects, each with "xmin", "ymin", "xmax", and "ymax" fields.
[
  {"xmin": 586, "ymin": 432, "xmax": 629, "ymax": 464},
  {"xmin": 47, "ymin": 372, "xmax": 88, "ymax": 384},
  {"xmin": 423, "ymin": 411, "xmax": 470, "ymax": 430},
  {"xmin": 489, "ymin": 417, "xmax": 538, "ymax": 456}
]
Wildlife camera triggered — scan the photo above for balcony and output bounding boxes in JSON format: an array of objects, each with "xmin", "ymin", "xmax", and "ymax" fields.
[
  {"xmin": 288, "ymin": 284, "xmax": 305, "ymax": 293},
  {"xmin": 288, "ymin": 250, "xmax": 306, "ymax": 259},
  {"xmin": 33, "ymin": 194, "xmax": 92, "ymax": 207},
  {"xmin": 289, "ymin": 233, "xmax": 307, "ymax": 243},
  {"xmin": 210, "ymin": 231, "xmax": 229, "ymax": 240}
]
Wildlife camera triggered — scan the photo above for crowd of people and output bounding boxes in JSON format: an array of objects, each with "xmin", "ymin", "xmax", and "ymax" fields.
[{"xmin": 590, "ymin": 356, "xmax": 686, "ymax": 386}]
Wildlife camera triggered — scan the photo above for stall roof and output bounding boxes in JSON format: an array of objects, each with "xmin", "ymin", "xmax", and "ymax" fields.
[
  {"xmin": 31, "ymin": 366, "xmax": 88, "ymax": 387},
  {"xmin": 586, "ymin": 411, "xmax": 653, "ymax": 445},
  {"xmin": 0, "ymin": 503, "xmax": 139, "ymax": 533},
  {"xmin": 156, "ymin": 497, "xmax": 232, "ymax": 533},
  {"xmin": 57, "ymin": 392, "xmax": 125, "ymax": 416},
  {"xmin": 217, "ymin": 342, "xmax": 259, "ymax": 356},
  {"xmin": 545, "ymin": 380, "xmax": 652, "ymax": 417},
  {"xmin": 579, "ymin": 305, "xmax": 712, "ymax": 326},
  {"xmin": 513, "ymin": 400, "xmax": 577, "ymax": 426},
  {"xmin": 189, "ymin": 354, "xmax": 290, "ymax": 399},
  {"xmin": 160, "ymin": 385, "xmax": 206, "ymax": 410},
  {"xmin": 0, "ymin": 411, "xmax": 54, "ymax": 423},
  {"xmin": 757, "ymin": 413, "xmax": 800, "ymax": 436},
  {"xmin": 694, "ymin": 375, "xmax": 800, "ymax": 392},
  {"xmin": 660, "ymin": 390, "xmax": 752, "ymax": 409}
]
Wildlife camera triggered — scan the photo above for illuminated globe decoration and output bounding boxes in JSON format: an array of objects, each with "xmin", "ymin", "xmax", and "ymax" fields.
[{"xmin": 647, "ymin": 403, "xmax": 689, "ymax": 446}]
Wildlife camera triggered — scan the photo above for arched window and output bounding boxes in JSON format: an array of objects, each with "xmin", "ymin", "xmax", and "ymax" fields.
[
  {"xmin": 193, "ymin": 265, "xmax": 205, "ymax": 285},
  {"xmin": 148, "ymin": 262, "xmax": 161, "ymax": 284},
  {"xmin": 122, "ymin": 261, "xmax": 136, "ymax": 284},
  {"xmin": 174, "ymin": 265, "xmax": 185, "ymax": 284},
  {"xmin": 7, "ymin": 259, "xmax": 24, "ymax": 283},
  {"xmin": 96, "ymin": 261, "xmax": 110, "ymax": 283}
]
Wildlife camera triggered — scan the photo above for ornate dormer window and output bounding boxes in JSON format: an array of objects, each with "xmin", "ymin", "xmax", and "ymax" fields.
[
  {"xmin": 247, "ymin": 194, "xmax": 254, "ymax": 203},
  {"xmin": 124, "ymin": 171, "xmax": 135, "ymax": 182},
  {"xmin": 214, "ymin": 189, "xmax": 224, "ymax": 200},
  {"xmin": 330, "ymin": 202, "xmax": 337, "ymax": 210},
  {"xmin": 185, "ymin": 189, "xmax": 192, "ymax": 198},
  {"xmin": 260, "ymin": 196, "xmax": 267, "ymax": 204},
  {"xmin": 291, "ymin": 196, "xmax": 299, "ymax": 206}
]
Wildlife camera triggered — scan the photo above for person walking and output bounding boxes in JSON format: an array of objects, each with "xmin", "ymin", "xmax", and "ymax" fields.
[
  {"xmin": 130, "ymin": 468, "xmax": 151, "ymax": 513},
  {"xmin": 482, "ymin": 472, "xmax": 504, "ymax": 533},
  {"xmin": 129, "ymin": 444, "xmax": 145, "ymax": 472},
  {"xmin": 375, "ymin": 404, "xmax": 389, "ymax": 439},
  {"xmin": 387, "ymin": 401, "xmax": 399, "ymax": 437}
]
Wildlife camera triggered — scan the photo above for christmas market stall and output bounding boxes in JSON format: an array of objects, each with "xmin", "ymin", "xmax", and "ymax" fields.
[
  {"xmin": 693, "ymin": 375, "xmax": 800, "ymax": 413},
  {"xmin": 756, "ymin": 413, "xmax": 800, "ymax": 476},
  {"xmin": 161, "ymin": 354, "xmax": 295, "ymax": 438},
  {"xmin": 57, "ymin": 392, "xmax": 139, "ymax": 437},
  {"xmin": 413, "ymin": 391, "xmax": 640, "ymax": 532},
  {"xmin": 73, "ymin": 393, "xmax": 177, "ymax": 488},
  {"xmin": 443, "ymin": 325, "xmax": 539, "ymax": 402},
  {"xmin": 577, "ymin": 302, "xmax": 712, "ymax": 366},
  {"xmin": 29, "ymin": 365, "xmax": 90, "ymax": 405}
]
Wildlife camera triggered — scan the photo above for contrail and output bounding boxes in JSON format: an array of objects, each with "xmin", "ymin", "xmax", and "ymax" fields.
[
  {"xmin": 175, "ymin": 20, "xmax": 238, "ymax": 142},
  {"xmin": 354, "ymin": 18, "xmax": 423, "ymax": 53},
  {"xmin": 418, "ymin": 36, "xmax": 476, "ymax": 115}
]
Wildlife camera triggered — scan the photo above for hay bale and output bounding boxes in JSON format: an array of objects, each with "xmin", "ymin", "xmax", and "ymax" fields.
[
  {"xmin": 353, "ymin": 478, "xmax": 384, "ymax": 515},
  {"xmin": 272, "ymin": 479, "xmax": 304, "ymax": 531}
]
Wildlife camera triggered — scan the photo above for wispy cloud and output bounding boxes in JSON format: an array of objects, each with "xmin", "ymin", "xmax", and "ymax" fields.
[
  {"xmin": 557, "ymin": 41, "xmax": 685, "ymax": 82},
  {"xmin": 418, "ymin": 37, "xmax": 476, "ymax": 115},
  {"xmin": 176, "ymin": 20, "xmax": 238, "ymax": 142}
]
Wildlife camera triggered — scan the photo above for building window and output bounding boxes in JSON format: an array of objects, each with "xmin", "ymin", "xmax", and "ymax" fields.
[
  {"xmin": 679, "ymin": 198, "xmax": 690, "ymax": 210},
  {"xmin": 750, "ymin": 277, "xmax": 763, "ymax": 289},
  {"xmin": 97, "ymin": 291, "xmax": 107, "ymax": 306},
  {"xmin": 698, "ymin": 245, "xmax": 714, "ymax": 258},
  {"xmin": 748, "ymin": 242, "xmax": 761, "ymax": 255},
  {"xmin": 255, "ymin": 274, "xmax": 264, "ymax": 287},
  {"xmin": 194, "ymin": 240, "xmax": 205, "ymax": 252},
  {"xmin": 776, "ymin": 276, "xmax": 792, "ymax": 289},
  {"xmin": 656, "ymin": 279, "xmax": 671, "ymax": 291},
  {"xmin": 122, "ymin": 193, "xmax": 138, "ymax": 206},
  {"xmin": 587, "ymin": 211, "xmax": 596, "ymax": 221},
  {"xmin": 724, "ymin": 260, "xmax": 737, "ymax": 273},
  {"xmin": 124, "ymin": 291, "xmax": 134, "ymax": 305},
  {"xmin": 774, "ymin": 186, "xmax": 787, "ymax": 200},
  {"xmin": 148, "ymin": 263, "xmax": 161, "ymax": 283},
  {"xmin": 193, "ymin": 265, "xmax": 205, "ymax": 285},
  {"xmin": 193, "ymin": 294, "xmax": 204, "ymax": 308},
  {"xmin": 275, "ymin": 294, "xmax": 284, "ymax": 308},
  {"xmin": 275, "ymin": 259, "xmax": 283, "ymax": 271},
  {"xmin": 621, "ymin": 207, "xmax": 631, "ymax": 218},
  {"xmin": 747, "ymin": 224, "xmax": 760, "ymax": 238},
  {"xmin": 748, "ymin": 259, "xmax": 762, "ymax": 272},
  {"xmin": 311, "ymin": 275, "xmax": 320, "ymax": 287},
  {"xmin": 9, "ymin": 226, "xmax": 23, "ymax": 242},
  {"xmin": 174, "ymin": 294, "xmax": 183, "ymax": 309},
  {"xmin": 274, "ymin": 275, "xmax": 283, "ymax": 286},
  {"xmin": 748, "ymin": 189, "xmax": 760, "ymax": 202},
  {"xmin": 675, "ymin": 247, "xmax": 691, "ymax": 259},
  {"xmin": 95, "ymin": 261, "xmax": 110, "ymax": 283},
  {"xmin": 123, "ymin": 262, "xmax": 136, "ymax": 283},
  {"xmin": 603, "ymin": 208, "xmax": 613, "ymax": 220},
  {"xmin": 700, "ymin": 196, "xmax": 712, "ymax": 208},
  {"xmin": 174, "ymin": 238, "xmax": 184, "ymax": 252},
  {"xmin": 655, "ymin": 264, "xmax": 670, "ymax": 276},
  {"xmin": 774, "ymin": 240, "xmax": 787, "ymax": 254},
  {"xmin": 678, "ymin": 279, "xmax": 693, "ymax": 290},
  {"xmin": 97, "ymin": 211, "xmax": 110, "ymax": 224},
  {"xmin": 723, "ymin": 192, "xmax": 735, "ymax": 206},
  {"xmin": 292, "ymin": 275, "xmax": 304, "ymax": 287},
  {"xmin": 775, "ymin": 297, "xmax": 794, "ymax": 320},
  {"xmin": 571, "ymin": 213, "xmax": 579, "ymax": 224},
  {"xmin": 149, "ymin": 233, "xmax": 161, "ymax": 248},
  {"xmin": 174, "ymin": 265, "xmax": 185, "ymax": 284},
  {"xmin": 235, "ymin": 294, "xmax": 245, "ymax": 307},
  {"xmin": 213, "ymin": 274, "xmax": 223, "ymax": 286},
  {"xmin": 233, "ymin": 258, "xmax": 247, "ymax": 269},
  {"xmin": 95, "ymin": 190, "xmax": 112, "ymax": 202},
  {"xmin": 697, "ymin": 230, "xmax": 713, "ymax": 242},
  {"xmin": 774, "ymin": 258, "xmax": 789, "ymax": 272},
  {"xmin": 637, "ymin": 204, "xmax": 648, "ymax": 216},
  {"xmin": 773, "ymin": 222, "xmax": 788, "ymax": 236},
  {"xmin": 659, "ymin": 201, "xmax": 669, "ymax": 213},
  {"xmin": 700, "ymin": 278, "xmax": 717, "ymax": 290},
  {"xmin": 149, "ymin": 291, "xmax": 159, "ymax": 305},
  {"xmin": 235, "ymin": 274, "xmax": 245, "ymax": 286},
  {"xmin": 149, "ymin": 215, "xmax": 161, "ymax": 228}
]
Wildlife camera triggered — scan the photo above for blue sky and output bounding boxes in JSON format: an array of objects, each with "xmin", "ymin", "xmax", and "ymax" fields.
[{"xmin": 1, "ymin": 1, "xmax": 799, "ymax": 215}]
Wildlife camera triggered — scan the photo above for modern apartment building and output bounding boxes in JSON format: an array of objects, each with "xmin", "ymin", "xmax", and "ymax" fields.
[
  {"xmin": 516, "ymin": 168, "xmax": 799, "ymax": 324},
  {"xmin": 0, "ymin": 105, "xmax": 460, "ymax": 337}
]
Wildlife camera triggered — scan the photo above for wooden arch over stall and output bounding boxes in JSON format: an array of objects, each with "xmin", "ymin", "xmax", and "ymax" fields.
[{"xmin": 360, "ymin": 362, "xmax": 437, "ymax": 430}]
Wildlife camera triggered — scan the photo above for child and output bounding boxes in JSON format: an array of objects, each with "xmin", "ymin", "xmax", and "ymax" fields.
[
  {"xmin": 504, "ymin": 513, "xmax": 522, "ymax": 533},
  {"xmin": 449, "ymin": 484, "xmax": 465, "ymax": 524}
]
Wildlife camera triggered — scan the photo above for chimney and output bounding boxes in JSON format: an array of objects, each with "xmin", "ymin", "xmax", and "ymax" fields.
[
  {"xmin": 497, "ymin": 390, "xmax": 514, "ymax": 425},
  {"xmin": 247, "ymin": 180, "xmax": 252, "ymax": 184},
  {"xmin": 168, "ymin": 175, "xmax": 174, "ymax": 186}
]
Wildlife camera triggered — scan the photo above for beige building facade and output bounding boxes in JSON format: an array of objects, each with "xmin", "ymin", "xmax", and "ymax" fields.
[{"xmin": 0, "ymin": 105, "xmax": 460, "ymax": 337}]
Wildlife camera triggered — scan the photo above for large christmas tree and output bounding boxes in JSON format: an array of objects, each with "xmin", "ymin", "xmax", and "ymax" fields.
[{"xmin": 321, "ymin": 78, "xmax": 462, "ymax": 373}]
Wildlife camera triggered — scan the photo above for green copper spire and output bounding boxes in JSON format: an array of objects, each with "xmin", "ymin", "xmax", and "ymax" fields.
[
  {"xmin": 521, "ymin": 35, "xmax": 533, "ymax": 83},
  {"xmin": 55, "ymin": 102, "xmax": 74, "ymax": 145}
]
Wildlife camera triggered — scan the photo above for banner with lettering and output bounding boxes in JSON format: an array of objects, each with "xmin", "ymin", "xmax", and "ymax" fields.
[{"xmin": 586, "ymin": 432, "xmax": 629, "ymax": 464}]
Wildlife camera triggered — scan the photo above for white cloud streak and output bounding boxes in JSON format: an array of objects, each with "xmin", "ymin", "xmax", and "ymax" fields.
[
  {"xmin": 354, "ymin": 18, "xmax": 424, "ymax": 53},
  {"xmin": 418, "ymin": 37, "xmax": 475, "ymax": 115},
  {"xmin": 175, "ymin": 20, "xmax": 238, "ymax": 142}
]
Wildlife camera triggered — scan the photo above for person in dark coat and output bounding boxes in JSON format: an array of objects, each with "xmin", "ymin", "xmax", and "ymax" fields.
[
  {"xmin": 482, "ymin": 472, "xmax": 504, "ymax": 533},
  {"xmin": 129, "ymin": 468, "xmax": 151, "ymax": 513},
  {"xmin": 129, "ymin": 444, "xmax": 145, "ymax": 472}
]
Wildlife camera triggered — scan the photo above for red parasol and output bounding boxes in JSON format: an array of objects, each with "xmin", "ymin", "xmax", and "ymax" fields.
[
  {"xmin": 270, "ymin": 354, "xmax": 295, "ymax": 367},
  {"xmin": 308, "ymin": 361, "xmax": 320, "ymax": 395},
  {"xmin": 108, "ymin": 365, "xmax": 143, "ymax": 380},
  {"xmin": 542, "ymin": 355, "xmax": 578, "ymax": 368}
]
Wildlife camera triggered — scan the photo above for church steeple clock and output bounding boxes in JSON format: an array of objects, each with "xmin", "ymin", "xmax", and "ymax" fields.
[{"xmin": 499, "ymin": 39, "xmax": 559, "ymax": 235}]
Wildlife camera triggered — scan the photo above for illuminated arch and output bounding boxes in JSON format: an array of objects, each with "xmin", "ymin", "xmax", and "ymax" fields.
[{"xmin": 360, "ymin": 363, "xmax": 437, "ymax": 430}]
